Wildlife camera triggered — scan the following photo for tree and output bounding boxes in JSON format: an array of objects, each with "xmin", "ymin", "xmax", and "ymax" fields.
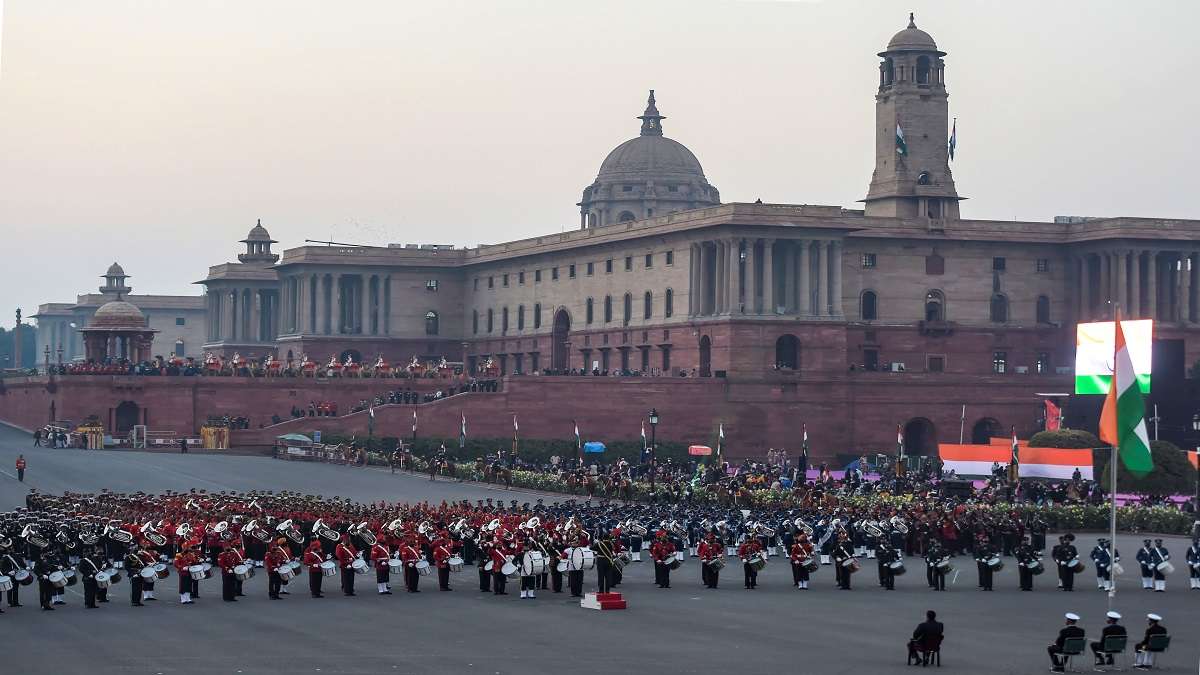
[
  {"xmin": 1028, "ymin": 429, "xmax": 1101, "ymax": 449},
  {"xmin": 1099, "ymin": 440, "xmax": 1196, "ymax": 497}
]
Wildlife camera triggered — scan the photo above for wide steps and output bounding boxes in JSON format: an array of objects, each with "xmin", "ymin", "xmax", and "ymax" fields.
[{"xmin": 580, "ymin": 591, "xmax": 626, "ymax": 610}]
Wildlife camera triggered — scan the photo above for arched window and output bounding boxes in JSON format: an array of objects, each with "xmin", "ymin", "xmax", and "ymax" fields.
[
  {"xmin": 585, "ymin": 298, "xmax": 594, "ymax": 325},
  {"xmin": 517, "ymin": 304, "xmax": 525, "ymax": 331},
  {"xmin": 990, "ymin": 294, "xmax": 1008, "ymax": 323},
  {"xmin": 924, "ymin": 290, "xmax": 945, "ymax": 322},
  {"xmin": 861, "ymin": 290, "xmax": 878, "ymax": 321},
  {"xmin": 472, "ymin": 310, "xmax": 479, "ymax": 335},
  {"xmin": 603, "ymin": 296, "xmax": 612, "ymax": 323},
  {"xmin": 664, "ymin": 289, "xmax": 674, "ymax": 318},
  {"xmin": 916, "ymin": 55, "xmax": 931, "ymax": 84},
  {"xmin": 643, "ymin": 291, "xmax": 653, "ymax": 320},
  {"xmin": 486, "ymin": 308, "xmax": 494, "ymax": 333},
  {"xmin": 623, "ymin": 293, "xmax": 632, "ymax": 325},
  {"xmin": 424, "ymin": 310, "xmax": 439, "ymax": 335},
  {"xmin": 1036, "ymin": 295, "xmax": 1051, "ymax": 324},
  {"xmin": 618, "ymin": 211, "xmax": 636, "ymax": 223},
  {"xmin": 502, "ymin": 306, "xmax": 509, "ymax": 333}
]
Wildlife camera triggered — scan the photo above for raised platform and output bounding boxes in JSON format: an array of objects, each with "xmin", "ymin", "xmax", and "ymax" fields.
[{"xmin": 580, "ymin": 591, "xmax": 626, "ymax": 610}]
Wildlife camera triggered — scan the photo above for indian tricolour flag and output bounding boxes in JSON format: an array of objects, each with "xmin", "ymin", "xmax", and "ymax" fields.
[
  {"xmin": 1098, "ymin": 311, "xmax": 1154, "ymax": 476},
  {"xmin": 1075, "ymin": 320, "xmax": 1152, "ymax": 394},
  {"xmin": 895, "ymin": 124, "xmax": 907, "ymax": 156}
]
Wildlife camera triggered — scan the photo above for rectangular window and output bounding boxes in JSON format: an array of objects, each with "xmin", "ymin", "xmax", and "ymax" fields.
[
  {"xmin": 665, "ymin": 250, "xmax": 674, "ymax": 266},
  {"xmin": 863, "ymin": 349, "xmax": 879, "ymax": 371},
  {"xmin": 605, "ymin": 259, "xmax": 613, "ymax": 274},
  {"xmin": 488, "ymin": 276, "xmax": 494, "ymax": 289},
  {"xmin": 586, "ymin": 262, "xmax": 594, "ymax": 276},
  {"xmin": 861, "ymin": 253, "xmax": 877, "ymax": 269},
  {"xmin": 992, "ymin": 257, "xmax": 1006, "ymax": 272},
  {"xmin": 175, "ymin": 317, "xmax": 186, "ymax": 326},
  {"xmin": 502, "ymin": 274, "xmax": 509, "ymax": 287},
  {"xmin": 625, "ymin": 256, "xmax": 632, "ymax": 271},
  {"xmin": 622, "ymin": 185, "xmax": 633, "ymax": 192},
  {"xmin": 1036, "ymin": 259, "xmax": 1049, "ymax": 273},
  {"xmin": 992, "ymin": 351, "xmax": 1008, "ymax": 374},
  {"xmin": 534, "ymin": 269, "xmax": 541, "ymax": 283},
  {"xmin": 533, "ymin": 304, "xmax": 541, "ymax": 328},
  {"xmin": 426, "ymin": 279, "xmax": 439, "ymax": 291},
  {"xmin": 518, "ymin": 271, "xmax": 525, "ymax": 285},
  {"xmin": 667, "ymin": 185, "xmax": 678, "ymax": 192},
  {"xmin": 551, "ymin": 267, "xmax": 559, "ymax": 281},
  {"xmin": 927, "ymin": 355, "xmax": 945, "ymax": 373},
  {"xmin": 1036, "ymin": 352, "xmax": 1050, "ymax": 374},
  {"xmin": 474, "ymin": 278, "xmax": 479, "ymax": 290},
  {"xmin": 645, "ymin": 253, "xmax": 653, "ymax": 268},
  {"xmin": 569, "ymin": 264, "xmax": 576, "ymax": 278}
]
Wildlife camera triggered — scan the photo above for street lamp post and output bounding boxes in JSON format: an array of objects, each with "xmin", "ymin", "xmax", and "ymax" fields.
[{"xmin": 648, "ymin": 408, "xmax": 659, "ymax": 496}]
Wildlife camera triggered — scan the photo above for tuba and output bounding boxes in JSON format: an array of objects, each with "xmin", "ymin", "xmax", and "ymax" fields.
[
  {"xmin": 245, "ymin": 520, "xmax": 272, "ymax": 543},
  {"xmin": 105, "ymin": 523, "xmax": 133, "ymax": 544},
  {"xmin": 277, "ymin": 519, "xmax": 304, "ymax": 545},
  {"xmin": 350, "ymin": 522, "xmax": 377, "ymax": 546},
  {"xmin": 385, "ymin": 518, "xmax": 404, "ymax": 535},
  {"xmin": 890, "ymin": 516, "xmax": 909, "ymax": 535},
  {"xmin": 313, "ymin": 519, "xmax": 341, "ymax": 542},
  {"xmin": 862, "ymin": 521, "xmax": 885, "ymax": 539},
  {"xmin": 175, "ymin": 522, "xmax": 193, "ymax": 539}
]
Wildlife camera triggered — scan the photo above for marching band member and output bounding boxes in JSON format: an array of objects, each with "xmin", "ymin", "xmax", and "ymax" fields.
[
  {"xmin": 335, "ymin": 533, "xmax": 358, "ymax": 597},
  {"xmin": 698, "ymin": 531, "xmax": 722, "ymax": 589},
  {"xmin": 548, "ymin": 531, "xmax": 565, "ymax": 594},
  {"xmin": 1149, "ymin": 538, "xmax": 1170, "ymax": 592},
  {"xmin": 477, "ymin": 534, "xmax": 493, "ymax": 593},
  {"xmin": 876, "ymin": 540, "xmax": 897, "ymax": 591},
  {"xmin": 1135, "ymin": 539, "xmax": 1155, "ymax": 590},
  {"xmin": 1089, "ymin": 538, "xmax": 1118, "ymax": 592},
  {"xmin": 565, "ymin": 534, "xmax": 584, "ymax": 597},
  {"xmin": 173, "ymin": 544, "xmax": 198, "ymax": 604},
  {"xmin": 1015, "ymin": 537, "xmax": 1037, "ymax": 592},
  {"xmin": 517, "ymin": 533, "xmax": 536, "ymax": 599},
  {"xmin": 432, "ymin": 531, "xmax": 456, "ymax": 592},
  {"xmin": 136, "ymin": 542, "xmax": 159, "ymax": 602},
  {"xmin": 370, "ymin": 534, "xmax": 393, "ymax": 595},
  {"xmin": 80, "ymin": 546, "xmax": 104, "ymax": 609},
  {"xmin": 1186, "ymin": 537, "xmax": 1200, "ymax": 590},
  {"xmin": 924, "ymin": 538, "xmax": 947, "ymax": 591},
  {"xmin": 123, "ymin": 542, "xmax": 146, "ymax": 606},
  {"xmin": 217, "ymin": 543, "xmax": 239, "ymax": 602},
  {"xmin": 593, "ymin": 530, "xmax": 620, "ymax": 594},
  {"xmin": 303, "ymin": 540, "xmax": 326, "ymax": 598},
  {"xmin": 1052, "ymin": 535, "xmax": 1078, "ymax": 592},
  {"xmin": 833, "ymin": 530, "xmax": 854, "ymax": 590},
  {"xmin": 34, "ymin": 551, "xmax": 59, "ymax": 610},
  {"xmin": 264, "ymin": 538, "xmax": 290, "ymax": 600},
  {"xmin": 2, "ymin": 545, "xmax": 25, "ymax": 608},
  {"xmin": 789, "ymin": 532, "xmax": 814, "ymax": 590},
  {"xmin": 650, "ymin": 529, "xmax": 675, "ymax": 589},
  {"xmin": 229, "ymin": 540, "xmax": 248, "ymax": 597},
  {"xmin": 489, "ymin": 535, "xmax": 510, "ymax": 596},
  {"xmin": 400, "ymin": 534, "xmax": 423, "ymax": 593},
  {"xmin": 737, "ymin": 535, "xmax": 761, "ymax": 589},
  {"xmin": 973, "ymin": 533, "xmax": 995, "ymax": 591}
]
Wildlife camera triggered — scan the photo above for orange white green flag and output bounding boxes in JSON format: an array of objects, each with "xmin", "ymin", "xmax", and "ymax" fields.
[{"xmin": 1098, "ymin": 311, "xmax": 1153, "ymax": 476}]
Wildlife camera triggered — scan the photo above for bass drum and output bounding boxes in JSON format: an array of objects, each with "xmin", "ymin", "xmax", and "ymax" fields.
[
  {"xmin": 521, "ymin": 551, "xmax": 548, "ymax": 577},
  {"xmin": 415, "ymin": 560, "xmax": 432, "ymax": 577},
  {"xmin": 448, "ymin": 556, "xmax": 464, "ymax": 573},
  {"xmin": 569, "ymin": 547, "xmax": 596, "ymax": 572}
]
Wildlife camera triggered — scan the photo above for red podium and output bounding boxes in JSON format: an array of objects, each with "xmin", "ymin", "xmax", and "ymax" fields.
[{"xmin": 580, "ymin": 592, "xmax": 626, "ymax": 610}]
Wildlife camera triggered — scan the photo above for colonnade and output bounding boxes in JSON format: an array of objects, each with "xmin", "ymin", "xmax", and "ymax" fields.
[
  {"xmin": 688, "ymin": 237, "xmax": 843, "ymax": 318},
  {"xmin": 206, "ymin": 287, "xmax": 279, "ymax": 344},
  {"xmin": 1074, "ymin": 250, "xmax": 1198, "ymax": 323},
  {"xmin": 278, "ymin": 273, "xmax": 392, "ymax": 338}
]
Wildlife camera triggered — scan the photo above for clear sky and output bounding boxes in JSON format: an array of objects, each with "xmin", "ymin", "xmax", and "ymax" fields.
[{"xmin": 1, "ymin": 0, "xmax": 1196, "ymax": 327}]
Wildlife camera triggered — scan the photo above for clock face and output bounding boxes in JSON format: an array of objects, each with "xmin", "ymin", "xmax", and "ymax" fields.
[{"xmin": 648, "ymin": 120, "xmax": 656, "ymax": 128}]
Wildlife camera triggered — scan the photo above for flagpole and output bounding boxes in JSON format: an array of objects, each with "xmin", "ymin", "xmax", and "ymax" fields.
[
  {"xmin": 958, "ymin": 404, "xmax": 965, "ymax": 444},
  {"xmin": 1108, "ymin": 442, "xmax": 1117, "ymax": 611}
]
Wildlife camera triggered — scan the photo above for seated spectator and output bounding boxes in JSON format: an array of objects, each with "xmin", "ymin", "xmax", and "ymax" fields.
[
  {"xmin": 1048, "ymin": 613, "xmax": 1085, "ymax": 672},
  {"xmin": 907, "ymin": 609, "xmax": 944, "ymax": 665},
  {"xmin": 1090, "ymin": 611, "xmax": 1126, "ymax": 667}
]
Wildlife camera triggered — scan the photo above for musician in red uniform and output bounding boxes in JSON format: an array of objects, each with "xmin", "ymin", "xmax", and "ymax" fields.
[
  {"xmin": 432, "ymin": 531, "xmax": 456, "ymax": 592},
  {"xmin": 650, "ymin": 530, "xmax": 676, "ymax": 588},
  {"xmin": 790, "ymin": 532, "xmax": 815, "ymax": 590},
  {"xmin": 264, "ymin": 538, "xmax": 290, "ymax": 599},
  {"xmin": 698, "ymin": 531, "xmax": 723, "ymax": 589},
  {"xmin": 303, "ymin": 540, "xmax": 326, "ymax": 598},
  {"xmin": 399, "ymin": 534, "xmax": 423, "ymax": 593},
  {"xmin": 370, "ymin": 534, "xmax": 393, "ymax": 595},
  {"xmin": 136, "ymin": 544, "xmax": 159, "ymax": 602},
  {"xmin": 335, "ymin": 533, "xmax": 358, "ymax": 596},
  {"xmin": 738, "ymin": 537, "xmax": 763, "ymax": 589},
  {"xmin": 489, "ymin": 536, "xmax": 510, "ymax": 596},
  {"xmin": 217, "ymin": 543, "xmax": 239, "ymax": 602},
  {"xmin": 229, "ymin": 541, "xmax": 248, "ymax": 597},
  {"xmin": 173, "ymin": 545, "xmax": 198, "ymax": 604}
]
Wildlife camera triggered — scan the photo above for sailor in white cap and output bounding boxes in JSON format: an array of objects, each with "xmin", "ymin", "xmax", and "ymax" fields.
[
  {"xmin": 1133, "ymin": 614, "xmax": 1167, "ymax": 669},
  {"xmin": 1089, "ymin": 610, "xmax": 1126, "ymax": 667},
  {"xmin": 1047, "ymin": 612, "xmax": 1086, "ymax": 672}
]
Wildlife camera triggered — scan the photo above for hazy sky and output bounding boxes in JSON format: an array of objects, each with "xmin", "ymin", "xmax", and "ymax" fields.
[{"xmin": 2, "ymin": 0, "xmax": 1197, "ymax": 327}]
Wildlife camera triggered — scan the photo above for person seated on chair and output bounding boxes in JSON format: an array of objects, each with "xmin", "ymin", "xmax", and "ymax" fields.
[
  {"xmin": 1090, "ymin": 611, "xmax": 1126, "ymax": 667},
  {"xmin": 1133, "ymin": 613, "xmax": 1167, "ymax": 670},
  {"xmin": 1048, "ymin": 612, "xmax": 1085, "ymax": 672},
  {"xmin": 907, "ymin": 609, "xmax": 944, "ymax": 665}
]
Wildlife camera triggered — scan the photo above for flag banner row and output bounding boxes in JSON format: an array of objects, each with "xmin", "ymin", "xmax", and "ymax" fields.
[{"xmin": 937, "ymin": 443, "xmax": 1093, "ymax": 481}]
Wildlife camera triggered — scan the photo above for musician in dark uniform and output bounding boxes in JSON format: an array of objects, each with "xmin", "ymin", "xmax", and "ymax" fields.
[
  {"xmin": 1052, "ymin": 535, "xmax": 1078, "ymax": 591},
  {"xmin": 1186, "ymin": 537, "xmax": 1200, "ymax": 590},
  {"xmin": 1149, "ymin": 539, "xmax": 1170, "ymax": 592},
  {"xmin": 925, "ymin": 539, "xmax": 947, "ymax": 591},
  {"xmin": 1090, "ymin": 538, "xmax": 1118, "ymax": 592},
  {"xmin": 565, "ymin": 534, "xmax": 585, "ymax": 597},
  {"xmin": 1047, "ymin": 612, "xmax": 1086, "ymax": 672},
  {"xmin": 477, "ymin": 535, "xmax": 493, "ymax": 592},
  {"xmin": 1089, "ymin": 611, "xmax": 1126, "ymax": 668},
  {"xmin": 303, "ymin": 539, "xmax": 325, "ymax": 598},
  {"xmin": 973, "ymin": 534, "xmax": 995, "ymax": 591},
  {"xmin": 737, "ymin": 536, "xmax": 761, "ymax": 589},
  {"xmin": 698, "ymin": 531, "xmax": 722, "ymax": 589},
  {"xmin": 1015, "ymin": 537, "xmax": 1038, "ymax": 591},
  {"xmin": 593, "ymin": 530, "xmax": 619, "ymax": 594},
  {"xmin": 1134, "ymin": 539, "xmax": 1155, "ymax": 590},
  {"xmin": 123, "ymin": 542, "xmax": 146, "ymax": 606},
  {"xmin": 34, "ymin": 551, "xmax": 58, "ymax": 610},
  {"xmin": 80, "ymin": 546, "xmax": 104, "ymax": 608},
  {"xmin": 876, "ymin": 540, "xmax": 897, "ymax": 590},
  {"xmin": 832, "ymin": 531, "xmax": 854, "ymax": 590},
  {"xmin": 1, "ymin": 542, "xmax": 24, "ymax": 607}
]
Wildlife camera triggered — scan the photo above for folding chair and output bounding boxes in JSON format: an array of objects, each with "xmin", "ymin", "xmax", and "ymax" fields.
[
  {"xmin": 1133, "ymin": 634, "xmax": 1170, "ymax": 670},
  {"xmin": 1096, "ymin": 634, "xmax": 1127, "ymax": 671},
  {"xmin": 1060, "ymin": 636, "xmax": 1087, "ymax": 672},
  {"xmin": 920, "ymin": 634, "xmax": 943, "ymax": 667}
]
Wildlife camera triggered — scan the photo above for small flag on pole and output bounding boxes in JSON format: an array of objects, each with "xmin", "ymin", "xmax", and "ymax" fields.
[
  {"xmin": 574, "ymin": 420, "xmax": 581, "ymax": 449},
  {"xmin": 641, "ymin": 421, "xmax": 647, "ymax": 451},
  {"xmin": 459, "ymin": 411, "xmax": 466, "ymax": 448},
  {"xmin": 896, "ymin": 123, "xmax": 908, "ymax": 156},
  {"xmin": 896, "ymin": 424, "xmax": 904, "ymax": 459},
  {"xmin": 513, "ymin": 414, "xmax": 519, "ymax": 434},
  {"xmin": 801, "ymin": 424, "xmax": 809, "ymax": 458},
  {"xmin": 717, "ymin": 423, "xmax": 725, "ymax": 459},
  {"xmin": 948, "ymin": 118, "xmax": 956, "ymax": 161},
  {"xmin": 1099, "ymin": 310, "xmax": 1154, "ymax": 476},
  {"xmin": 411, "ymin": 408, "xmax": 416, "ymax": 434},
  {"xmin": 1009, "ymin": 425, "xmax": 1020, "ymax": 483}
]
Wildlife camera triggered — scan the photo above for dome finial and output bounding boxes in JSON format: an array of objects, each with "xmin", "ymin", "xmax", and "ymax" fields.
[
  {"xmin": 908, "ymin": 12, "xmax": 916, "ymax": 28},
  {"xmin": 638, "ymin": 89, "xmax": 665, "ymax": 137}
]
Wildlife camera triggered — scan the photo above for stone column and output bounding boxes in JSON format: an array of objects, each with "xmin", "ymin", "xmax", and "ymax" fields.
[
  {"xmin": 383, "ymin": 276, "xmax": 392, "ymax": 334},
  {"xmin": 1146, "ymin": 251, "xmax": 1158, "ymax": 321},
  {"xmin": 223, "ymin": 290, "xmax": 235, "ymax": 341},
  {"xmin": 700, "ymin": 243, "xmax": 713, "ymax": 315},
  {"xmin": 1180, "ymin": 253, "xmax": 1193, "ymax": 323},
  {"xmin": 1115, "ymin": 250, "xmax": 1127, "ymax": 314},
  {"xmin": 762, "ymin": 239, "xmax": 776, "ymax": 314},
  {"xmin": 251, "ymin": 289, "xmax": 262, "ymax": 342},
  {"xmin": 688, "ymin": 244, "xmax": 698, "ymax": 316},
  {"xmin": 1130, "ymin": 252, "xmax": 1142, "ymax": 319},
  {"xmin": 831, "ymin": 240, "xmax": 844, "ymax": 316},
  {"xmin": 816, "ymin": 240, "xmax": 829, "ymax": 316},
  {"xmin": 715, "ymin": 241, "xmax": 726, "ymax": 315},
  {"xmin": 797, "ymin": 240, "xmax": 810, "ymax": 316},
  {"xmin": 728, "ymin": 238, "xmax": 739, "ymax": 313},
  {"xmin": 745, "ymin": 239, "xmax": 758, "ymax": 314},
  {"xmin": 784, "ymin": 241, "xmax": 797, "ymax": 313},
  {"xmin": 361, "ymin": 275, "xmax": 371, "ymax": 335}
]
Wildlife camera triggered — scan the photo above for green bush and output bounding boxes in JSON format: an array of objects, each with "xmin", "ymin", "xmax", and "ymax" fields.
[
  {"xmin": 1099, "ymin": 440, "xmax": 1198, "ymax": 497},
  {"xmin": 318, "ymin": 434, "xmax": 691, "ymax": 466},
  {"xmin": 1028, "ymin": 429, "xmax": 1101, "ymax": 449}
]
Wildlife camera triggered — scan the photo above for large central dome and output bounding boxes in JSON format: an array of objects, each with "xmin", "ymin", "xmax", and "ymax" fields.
[{"xmin": 578, "ymin": 91, "xmax": 720, "ymax": 228}]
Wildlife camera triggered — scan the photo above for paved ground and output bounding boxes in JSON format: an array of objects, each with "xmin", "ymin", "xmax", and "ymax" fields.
[{"xmin": 1, "ymin": 423, "xmax": 1196, "ymax": 675}]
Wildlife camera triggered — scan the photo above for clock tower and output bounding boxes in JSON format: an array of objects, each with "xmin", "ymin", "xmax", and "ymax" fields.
[{"xmin": 864, "ymin": 14, "xmax": 962, "ymax": 220}]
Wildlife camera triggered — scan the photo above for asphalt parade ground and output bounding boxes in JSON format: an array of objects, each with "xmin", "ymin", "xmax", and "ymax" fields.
[{"xmin": 0, "ymin": 424, "xmax": 1196, "ymax": 675}]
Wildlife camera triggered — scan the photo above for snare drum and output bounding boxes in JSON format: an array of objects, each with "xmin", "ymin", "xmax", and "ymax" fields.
[
  {"xmin": 388, "ymin": 559, "xmax": 404, "ymax": 576},
  {"xmin": 749, "ymin": 553, "xmax": 767, "ymax": 571},
  {"xmin": 888, "ymin": 560, "xmax": 906, "ymax": 575},
  {"xmin": 187, "ymin": 564, "xmax": 207, "ymax": 580},
  {"xmin": 484, "ymin": 561, "xmax": 494, "ymax": 572},
  {"xmin": 569, "ymin": 547, "xmax": 596, "ymax": 571},
  {"xmin": 415, "ymin": 560, "xmax": 432, "ymax": 577},
  {"xmin": 233, "ymin": 564, "xmax": 253, "ymax": 581},
  {"xmin": 1028, "ymin": 560, "xmax": 1044, "ymax": 575},
  {"xmin": 843, "ymin": 558, "xmax": 862, "ymax": 574},
  {"xmin": 985, "ymin": 556, "xmax": 1004, "ymax": 572},
  {"xmin": 94, "ymin": 571, "xmax": 112, "ymax": 589},
  {"xmin": 1068, "ymin": 558, "xmax": 1086, "ymax": 573},
  {"xmin": 288, "ymin": 560, "xmax": 302, "ymax": 574},
  {"xmin": 556, "ymin": 560, "xmax": 569, "ymax": 573},
  {"xmin": 0, "ymin": 576, "xmax": 12, "ymax": 592},
  {"xmin": 64, "ymin": 569, "xmax": 77, "ymax": 587},
  {"xmin": 522, "ymin": 551, "xmax": 548, "ymax": 577},
  {"xmin": 500, "ymin": 561, "xmax": 520, "ymax": 578},
  {"xmin": 319, "ymin": 560, "xmax": 338, "ymax": 577},
  {"xmin": 48, "ymin": 571, "xmax": 68, "ymax": 588},
  {"xmin": 667, "ymin": 557, "xmax": 682, "ymax": 571},
  {"xmin": 277, "ymin": 565, "xmax": 298, "ymax": 582},
  {"xmin": 448, "ymin": 556, "xmax": 464, "ymax": 573},
  {"xmin": 1155, "ymin": 560, "xmax": 1174, "ymax": 575},
  {"xmin": 803, "ymin": 557, "xmax": 820, "ymax": 573},
  {"xmin": 105, "ymin": 569, "xmax": 122, "ymax": 584},
  {"xmin": 201, "ymin": 562, "xmax": 214, "ymax": 579},
  {"xmin": 13, "ymin": 569, "xmax": 33, "ymax": 586},
  {"xmin": 139, "ymin": 566, "xmax": 157, "ymax": 581},
  {"xmin": 154, "ymin": 563, "xmax": 170, "ymax": 580},
  {"xmin": 351, "ymin": 559, "xmax": 369, "ymax": 576},
  {"xmin": 707, "ymin": 557, "xmax": 726, "ymax": 571}
]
